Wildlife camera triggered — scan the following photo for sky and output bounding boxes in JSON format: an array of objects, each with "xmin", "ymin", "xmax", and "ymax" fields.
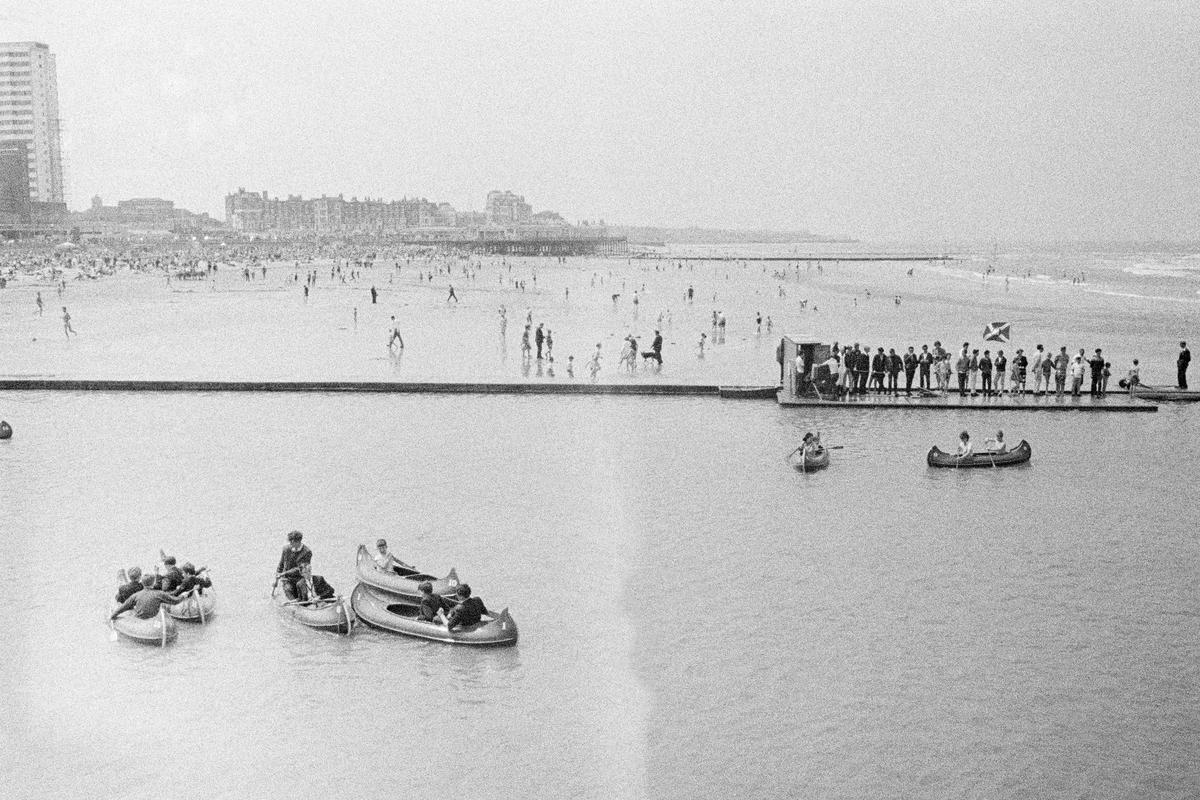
[{"xmin": 4, "ymin": 1, "xmax": 1199, "ymax": 244}]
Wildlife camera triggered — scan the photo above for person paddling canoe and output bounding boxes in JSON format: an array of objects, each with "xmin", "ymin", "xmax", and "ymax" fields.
[
  {"xmin": 417, "ymin": 580, "xmax": 453, "ymax": 623},
  {"xmin": 110, "ymin": 574, "xmax": 187, "ymax": 621},
  {"xmin": 446, "ymin": 584, "xmax": 490, "ymax": 630},
  {"xmin": 956, "ymin": 431, "xmax": 973, "ymax": 458},
  {"xmin": 983, "ymin": 430, "xmax": 1007, "ymax": 454},
  {"xmin": 374, "ymin": 538, "xmax": 413, "ymax": 574},
  {"xmin": 276, "ymin": 530, "xmax": 313, "ymax": 600},
  {"xmin": 116, "ymin": 567, "xmax": 144, "ymax": 603}
]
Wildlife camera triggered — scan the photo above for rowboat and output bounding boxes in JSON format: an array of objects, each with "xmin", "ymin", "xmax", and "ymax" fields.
[
  {"xmin": 718, "ymin": 385, "xmax": 778, "ymax": 399},
  {"xmin": 111, "ymin": 606, "xmax": 177, "ymax": 647},
  {"xmin": 1131, "ymin": 384, "xmax": 1200, "ymax": 402},
  {"xmin": 354, "ymin": 544, "xmax": 460, "ymax": 599},
  {"xmin": 927, "ymin": 439, "xmax": 1032, "ymax": 468},
  {"xmin": 0, "ymin": 420, "xmax": 11, "ymax": 439},
  {"xmin": 274, "ymin": 592, "xmax": 356, "ymax": 635},
  {"xmin": 350, "ymin": 583, "xmax": 517, "ymax": 647},
  {"xmin": 167, "ymin": 588, "xmax": 215, "ymax": 623}
]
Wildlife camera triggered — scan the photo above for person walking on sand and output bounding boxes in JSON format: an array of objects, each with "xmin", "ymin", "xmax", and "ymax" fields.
[
  {"xmin": 62, "ymin": 306, "xmax": 75, "ymax": 337},
  {"xmin": 35, "ymin": 292, "xmax": 43, "ymax": 316},
  {"xmin": 447, "ymin": 285, "xmax": 458, "ymax": 303},
  {"xmin": 588, "ymin": 344, "xmax": 602, "ymax": 382},
  {"xmin": 387, "ymin": 316, "xmax": 404, "ymax": 351}
]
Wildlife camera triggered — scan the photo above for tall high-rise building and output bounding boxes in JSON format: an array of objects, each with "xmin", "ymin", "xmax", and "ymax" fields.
[{"xmin": 0, "ymin": 42, "xmax": 64, "ymax": 204}]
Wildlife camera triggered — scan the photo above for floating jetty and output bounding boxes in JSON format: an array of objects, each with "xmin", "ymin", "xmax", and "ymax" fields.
[{"xmin": 0, "ymin": 379, "xmax": 1157, "ymax": 410}]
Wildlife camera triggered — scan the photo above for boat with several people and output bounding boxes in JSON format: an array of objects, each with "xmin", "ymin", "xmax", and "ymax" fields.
[
  {"xmin": 350, "ymin": 583, "xmax": 517, "ymax": 646},
  {"xmin": 273, "ymin": 591, "xmax": 355, "ymax": 635},
  {"xmin": 354, "ymin": 544, "xmax": 460, "ymax": 599},
  {"xmin": 927, "ymin": 439, "xmax": 1032, "ymax": 468},
  {"xmin": 789, "ymin": 446, "xmax": 830, "ymax": 472},
  {"xmin": 110, "ymin": 606, "xmax": 177, "ymax": 646},
  {"xmin": 167, "ymin": 587, "xmax": 215, "ymax": 623}
]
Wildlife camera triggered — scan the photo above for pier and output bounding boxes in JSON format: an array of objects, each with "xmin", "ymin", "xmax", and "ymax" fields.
[{"xmin": 0, "ymin": 379, "xmax": 1157, "ymax": 410}]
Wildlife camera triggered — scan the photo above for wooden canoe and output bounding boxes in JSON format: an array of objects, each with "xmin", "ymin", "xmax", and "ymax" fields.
[
  {"xmin": 354, "ymin": 544, "xmax": 460, "ymax": 599},
  {"xmin": 111, "ymin": 606, "xmax": 177, "ymax": 646},
  {"xmin": 718, "ymin": 385, "xmax": 778, "ymax": 399},
  {"xmin": 167, "ymin": 588, "xmax": 215, "ymax": 623},
  {"xmin": 350, "ymin": 583, "xmax": 517, "ymax": 647},
  {"xmin": 787, "ymin": 446, "xmax": 830, "ymax": 472},
  {"xmin": 1131, "ymin": 384, "xmax": 1200, "ymax": 402},
  {"xmin": 927, "ymin": 439, "xmax": 1032, "ymax": 468},
  {"xmin": 274, "ymin": 592, "xmax": 355, "ymax": 635}
]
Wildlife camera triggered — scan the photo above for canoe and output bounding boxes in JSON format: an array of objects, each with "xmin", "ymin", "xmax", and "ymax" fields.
[
  {"xmin": 1131, "ymin": 385, "xmax": 1200, "ymax": 402},
  {"xmin": 790, "ymin": 446, "xmax": 830, "ymax": 472},
  {"xmin": 167, "ymin": 588, "xmax": 215, "ymax": 623},
  {"xmin": 927, "ymin": 439, "xmax": 1032, "ymax": 468},
  {"xmin": 719, "ymin": 385, "xmax": 778, "ymax": 399},
  {"xmin": 274, "ymin": 592, "xmax": 356, "ymax": 635},
  {"xmin": 111, "ymin": 606, "xmax": 177, "ymax": 646},
  {"xmin": 350, "ymin": 583, "xmax": 517, "ymax": 647},
  {"xmin": 0, "ymin": 421, "xmax": 11, "ymax": 439},
  {"xmin": 354, "ymin": 544, "xmax": 460, "ymax": 599}
]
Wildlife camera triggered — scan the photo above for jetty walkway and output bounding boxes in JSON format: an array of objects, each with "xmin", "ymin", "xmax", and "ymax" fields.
[{"xmin": 0, "ymin": 379, "xmax": 1157, "ymax": 410}]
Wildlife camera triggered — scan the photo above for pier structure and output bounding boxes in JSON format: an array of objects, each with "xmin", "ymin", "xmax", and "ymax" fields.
[{"xmin": 459, "ymin": 235, "xmax": 627, "ymax": 257}]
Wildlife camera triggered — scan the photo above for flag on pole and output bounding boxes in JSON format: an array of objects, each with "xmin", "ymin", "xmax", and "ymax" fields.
[{"xmin": 983, "ymin": 322, "xmax": 1011, "ymax": 343}]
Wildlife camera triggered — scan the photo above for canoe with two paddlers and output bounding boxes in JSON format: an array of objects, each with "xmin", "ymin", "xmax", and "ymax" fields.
[
  {"xmin": 354, "ymin": 544, "xmax": 460, "ymax": 599},
  {"xmin": 927, "ymin": 439, "xmax": 1032, "ymax": 468},
  {"xmin": 350, "ymin": 583, "xmax": 517, "ymax": 646},
  {"xmin": 274, "ymin": 592, "xmax": 355, "ymax": 635}
]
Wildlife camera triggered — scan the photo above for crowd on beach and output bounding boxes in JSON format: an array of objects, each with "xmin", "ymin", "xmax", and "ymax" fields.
[{"xmin": 791, "ymin": 340, "xmax": 1192, "ymax": 398}]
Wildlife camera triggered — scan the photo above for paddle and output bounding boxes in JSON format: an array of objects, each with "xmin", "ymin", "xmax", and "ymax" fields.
[
  {"xmin": 193, "ymin": 586, "xmax": 206, "ymax": 625},
  {"xmin": 270, "ymin": 573, "xmax": 281, "ymax": 598},
  {"xmin": 110, "ymin": 569, "xmax": 127, "ymax": 641}
]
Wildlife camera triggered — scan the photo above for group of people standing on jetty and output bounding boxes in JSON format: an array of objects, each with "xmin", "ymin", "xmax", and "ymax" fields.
[{"xmin": 792, "ymin": 340, "xmax": 1185, "ymax": 399}]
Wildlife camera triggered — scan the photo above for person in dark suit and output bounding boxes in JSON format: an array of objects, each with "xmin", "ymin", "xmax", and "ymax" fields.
[
  {"xmin": 903, "ymin": 347, "xmax": 918, "ymax": 395},
  {"xmin": 917, "ymin": 345, "xmax": 933, "ymax": 390},
  {"xmin": 1089, "ymin": 349, "xmax": 1106, "ymax": 396},
  {"xmin": 1179, "ymin": 341, "xmax": 1191, "ymax": 389},
  {"xmin": 887, "ymin": 348, "xmax": 903, "ymax": 396},
  {"xmin": 871, "ymin": 348, "xmax": 887, "ymax": 393},
  {"xmin": 853, "ymin": 345, "xmax": 869, "ymax": 394}
]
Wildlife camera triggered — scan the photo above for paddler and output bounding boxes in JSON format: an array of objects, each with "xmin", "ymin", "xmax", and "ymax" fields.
[
  {"xmin": 983, "ymin": 430, "xmax": 1007, "ymax": 454},
  {"xmin": 299, "ymin": 563, "xmax": 336, "ymax": 602},
  {"xmin": 956, "ymin": 430, "xmax": 973, "ymax": 458},
  {"xmin": 416, "ymin": 580, "xmax": 453, "ymax": 623},
  {"xmin": 157, "ymin": 555, "xmax": 185, "ymax": 592},
  {"xmin": 276, "ymin": 530, "xmax": 313, "ymax": 600},
  {"xmin": 445, "ymin": 584, "xmax": 490, "ymax": 630},
  {"xmin": 110, "ymin": 574, "xmax": 187, "ymax": 621},
  {"xmin": 374, "ymin": 538, "xmax": 413, "ymax": 574},
  {"xmin": 178, "ymin": 563, "xmax": 212, "ymax": 595},
  {"xmin": 116, "ymin": 567, "xmax": 144, "ymax": 603}
]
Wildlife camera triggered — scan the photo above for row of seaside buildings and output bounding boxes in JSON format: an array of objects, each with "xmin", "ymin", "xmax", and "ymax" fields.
[{"xmin": 223, "ymin": 188, "xmax": 568, "ymax": 237}]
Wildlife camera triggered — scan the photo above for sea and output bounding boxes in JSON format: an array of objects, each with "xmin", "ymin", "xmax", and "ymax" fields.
[{"xmin": 0, "ymin": 243, "xmax": 1197, "ymax": 799}]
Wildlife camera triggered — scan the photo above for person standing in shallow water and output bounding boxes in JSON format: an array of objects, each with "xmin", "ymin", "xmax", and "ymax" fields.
[{"xmin": 62, "ymin": 306, "xmax": 75, "ymax": 337}]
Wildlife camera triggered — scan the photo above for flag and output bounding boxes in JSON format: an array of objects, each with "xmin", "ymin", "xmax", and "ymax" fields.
[{"xmin": 983, "ymin": 322, "xmax": 1011, "ymax": 343}]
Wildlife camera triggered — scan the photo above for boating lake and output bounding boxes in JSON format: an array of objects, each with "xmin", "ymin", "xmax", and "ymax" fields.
[
  {"xmin": 1, "ymin": 245, "xmax": 1199, "ymax": 798},
  {"xmin": 0, "ymin": 389, "xmax": 1197, "ymax": 799}
]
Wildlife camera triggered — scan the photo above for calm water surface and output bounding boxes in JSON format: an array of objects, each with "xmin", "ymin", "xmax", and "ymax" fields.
[{"xmin": 1, "ymin": 391, "xmax": 1196, "ymax": 799}]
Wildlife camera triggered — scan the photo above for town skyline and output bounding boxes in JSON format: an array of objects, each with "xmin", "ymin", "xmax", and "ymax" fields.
[{"xmin": 6, "ymin": 3, "xmax": 1200, "ymax": 244}]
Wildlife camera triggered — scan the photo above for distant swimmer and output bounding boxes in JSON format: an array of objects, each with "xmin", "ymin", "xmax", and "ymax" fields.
[
  {"xmin": 387, "ymin": 316, "xmax": 404, "ymax": 351},
  {"xmin": 61, "ymin": 306, "xmax": 75, "ymax": 337}
]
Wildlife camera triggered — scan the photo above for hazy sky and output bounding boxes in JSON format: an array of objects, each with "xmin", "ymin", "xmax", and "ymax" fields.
[{"xmin": 6, "ymin": 1, "xmax": 1199, "ymax": 242}]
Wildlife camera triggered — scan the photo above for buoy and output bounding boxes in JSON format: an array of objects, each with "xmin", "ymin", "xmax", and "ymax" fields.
[{"xmin": 0, "ymin": 421, "xmax": 12, "ymax": 440}]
